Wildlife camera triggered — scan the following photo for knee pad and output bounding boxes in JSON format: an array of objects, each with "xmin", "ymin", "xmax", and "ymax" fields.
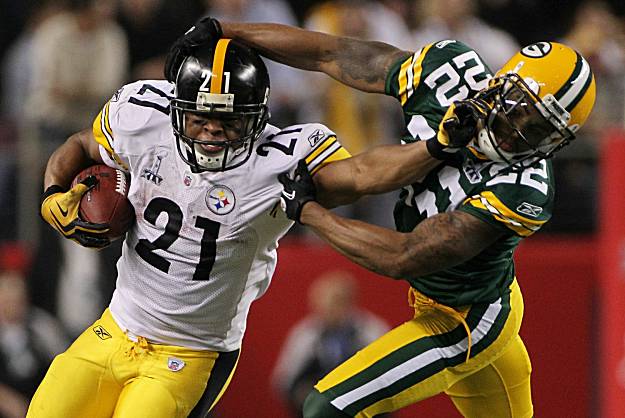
[{"xmin": 303, "ymin": 389, "xmax": 350, "ymax": 418}]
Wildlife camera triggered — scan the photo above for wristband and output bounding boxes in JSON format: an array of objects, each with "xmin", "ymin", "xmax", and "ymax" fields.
[
  {"xmin": 41, "ymin": 185, "xmax": 66, "ymax": 203},
  {"xmin": 426, "ymin": 138, "xmax": 451, "ymax": 161}
]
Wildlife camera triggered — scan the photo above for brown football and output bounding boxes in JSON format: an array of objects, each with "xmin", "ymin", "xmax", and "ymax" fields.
[{"xmin": 71, "ymin": 164, "xmax": 134, "ymax": 240}]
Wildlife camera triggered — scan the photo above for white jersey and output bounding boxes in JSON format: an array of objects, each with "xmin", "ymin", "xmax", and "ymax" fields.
[{"xmin": 92, "ymin": 80, "xmax": 350, "ymax": 351}]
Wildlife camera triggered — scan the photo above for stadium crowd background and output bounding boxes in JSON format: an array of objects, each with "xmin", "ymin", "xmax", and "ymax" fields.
[{"xmin": 0, "ymin": 0, "xmax": 624, "ymax": 417}]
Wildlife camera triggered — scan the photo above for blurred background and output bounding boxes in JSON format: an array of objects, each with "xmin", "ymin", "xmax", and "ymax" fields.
[{"xmin": 0, "ymin": 0, "xmax": 624, "ymax": 417}]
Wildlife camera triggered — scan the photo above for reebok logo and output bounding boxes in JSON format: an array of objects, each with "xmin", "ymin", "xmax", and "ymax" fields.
[
  {"xmin": 307, "ymin": 129, "xmax": 325, "ymax": 147},
  {"xmin": 93, "ymin": 325, "xmax": 112, "ymax": 340},
  {"xmin": 463, "ymin": 159, "xmax": 482, "ymax": 184},
  {"xmin": 517, "ymin": 202, "xmax": 543, "ymax": 218}
]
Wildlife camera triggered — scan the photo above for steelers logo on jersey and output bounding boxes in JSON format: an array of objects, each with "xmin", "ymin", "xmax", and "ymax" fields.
[{"xmin": 206, "ymin": 185, "xmax": 236, "ymax": 215}]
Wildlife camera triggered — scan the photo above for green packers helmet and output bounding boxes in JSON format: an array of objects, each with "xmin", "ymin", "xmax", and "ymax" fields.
[{"xmin": 475, "ymin": 41, "xmax": 596, "ymax": 169}]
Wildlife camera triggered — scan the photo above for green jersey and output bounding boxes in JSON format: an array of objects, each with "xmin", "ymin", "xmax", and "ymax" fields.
[{"xmin": 384, "ymin": 40, "xmax": 554, "ymax": 306}]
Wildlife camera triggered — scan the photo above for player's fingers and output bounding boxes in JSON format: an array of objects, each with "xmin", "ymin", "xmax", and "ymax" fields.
[
  {"xmin": 65, "ymin": 176, "xmax": 97, "ymax": 201},
  {"xmin": 277, "ymin": 173, "xmax": 290, "ymax": 185},
  {"xmin": 72, "ymin": 232, "xmax": 110, "ymax": 249},
  {"xmin": 296, "ymin": 159, "xmax": 308, "ymax": 171},
  {"xmin": 73, "ymin": 219, "xmax": 110, "ymax": 234},
  {"xmin": 80, "ymin": 175, "xmax": 99, "ymax": 189},
  {"xmin": 296, "ymin": 159, "xmax": 312, "ymax": 180}
]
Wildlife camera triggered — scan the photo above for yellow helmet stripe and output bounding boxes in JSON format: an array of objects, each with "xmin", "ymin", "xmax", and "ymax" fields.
[
  {"xmin": 210, "ymin": 39, "xmax": 232, "ymax": 93},
  {"xmin": 554, "ymin": 52, "xmax": 593, "ymax": 112}
]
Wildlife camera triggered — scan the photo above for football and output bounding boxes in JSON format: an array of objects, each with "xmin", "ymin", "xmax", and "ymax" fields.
[{"xmin": 71, "ymin": 164, "xmax": 134, "ymax": 240}]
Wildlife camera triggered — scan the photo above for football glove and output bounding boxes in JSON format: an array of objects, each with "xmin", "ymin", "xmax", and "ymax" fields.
[
  {"xmin": 426, "ymin": 98, "xmax": 491, "ymax": 161},
  {"xmin": 164, "ymin": 16, "xmax": 223, "ymax": 82},
  {"xmin": 40, "ymin": 176, "xmax": 110, "ymax": 249},
  {"xmin": 277, "ymin": 159, "xmax": 317, "ymax": 223}
]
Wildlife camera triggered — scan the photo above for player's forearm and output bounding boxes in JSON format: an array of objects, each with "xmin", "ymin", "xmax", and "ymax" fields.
[
  {"xmin": 299, "ymin": 203, "xmax": 503, "ymax": 280},
  {"xmin": 299, "ymin": 202, "xmax": 411, "ymax": 278},
  {"xmin": 44, "ymin": 130, "xmax": 99, "ymax": 189},
  {"xmin": 223, "ymin": 23, "xmax": 333, "ymax": 71},
  {"xmin": 315, "ymin": 141, "xmax": 441, "ymax": 207},
  {"xmin": 350, "ymin": 141, "xmax": 441, "ymax": 194},
  {"xmin": 222, "ymin": 22, "xmax": 408, "ymax": 93}
]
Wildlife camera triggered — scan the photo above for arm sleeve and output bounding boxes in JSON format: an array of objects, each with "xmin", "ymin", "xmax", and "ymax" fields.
[
  {"xmin": 459, "ymin": 177, "xmax": 554, "ymax": 238},
  {"xmin": 276, "ymin": 123, "xmax": 352, "ymax": 176},
  {"xmin": 92, "ymin": 89, "xmax": 130, "ymax": 172}
]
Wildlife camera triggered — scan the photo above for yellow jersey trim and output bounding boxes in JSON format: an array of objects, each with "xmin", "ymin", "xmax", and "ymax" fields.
[
  {"xmin": 93, "ymin": 103, "xmax": 114, "ymax": 155},
  {"xmin": 91, "ymin": 103, "xmax": 128, "ymax": 170},
  {"xmin": 304, "ymin": 136, "xmax": 351, "ymax": 175},
  {"xmin": 398, "ymin": 44, "xmax": 433, "ymax": 106},
  {"xmin": 464, "ymin": 191, "xmax": 545, "ymax": 237},
  {"xmin": 305, "ymin": 136, "xmax": 338, "ymax": 164}
]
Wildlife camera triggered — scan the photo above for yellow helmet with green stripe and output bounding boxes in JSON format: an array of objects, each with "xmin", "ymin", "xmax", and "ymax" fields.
[{"xmin": 476, "ymin": 41, "xmax": 596, "ymax": 168}]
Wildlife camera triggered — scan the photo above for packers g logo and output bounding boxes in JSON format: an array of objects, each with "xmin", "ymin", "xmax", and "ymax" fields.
[{"xmin": 521, "ymin": 42, "xmax": 552, "ymax": 58}]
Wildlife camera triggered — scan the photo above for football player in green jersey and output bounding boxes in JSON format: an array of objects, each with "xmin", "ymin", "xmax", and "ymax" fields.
[{"xmin": 166, "ymin": 21, "xmax": 596, "ymax": 418}]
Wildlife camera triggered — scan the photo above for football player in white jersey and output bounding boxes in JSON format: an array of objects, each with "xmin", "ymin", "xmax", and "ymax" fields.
[{"xmin": 32, "ymin": 37, "xmax": 465, "ymax": 418}]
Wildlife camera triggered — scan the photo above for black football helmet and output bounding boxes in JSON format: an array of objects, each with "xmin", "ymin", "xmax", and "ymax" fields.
[{"xmin": 171, "ymin": 38, "xmax": 270, "ymax": 172}]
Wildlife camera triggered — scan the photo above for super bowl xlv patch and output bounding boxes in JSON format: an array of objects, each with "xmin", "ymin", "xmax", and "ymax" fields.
[
  {"xmin": 141, "ymin": 151, "xmax": 167, "ymax": 185},
  {"xmin": 206, "ymin": 185, "xmax": 236, "ymax": 215}
]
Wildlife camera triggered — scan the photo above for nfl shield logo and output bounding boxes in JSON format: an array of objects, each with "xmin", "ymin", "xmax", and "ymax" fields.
[{"xmin": 168, "ymin": 357, "xmax": 185, "ymax": 372}]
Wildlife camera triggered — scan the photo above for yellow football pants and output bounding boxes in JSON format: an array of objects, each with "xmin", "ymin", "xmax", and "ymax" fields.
[
  {"xmin": 306, "ymin": 279, "xmax": 532, "ymax": 418},
  {"xmin": 27, "ymin": 309, "xmax": 238, "ymax": 418}
]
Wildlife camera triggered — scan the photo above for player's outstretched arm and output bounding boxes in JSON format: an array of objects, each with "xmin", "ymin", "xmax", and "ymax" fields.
[
  {"xmin": 222, "ymin": 22, "xmax": 411, "ymax": 94},
  {"xmin": 311, "ymin": 97, "xmax": 488, "ymax": 207},
  {"xmin": 299, "ymin": 203, "xmax": 504, "ymax": 279},
  {"xmin": 313, "ymin": 141, "xmax": 441, "ymax": 208}
]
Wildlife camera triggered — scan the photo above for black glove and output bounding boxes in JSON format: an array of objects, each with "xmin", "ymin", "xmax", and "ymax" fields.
[
  {"xmin": 426, "ymin": 98, "xmax": 491, "ymax": 161},
  {"xmin": 40, "ymin": 176, "xmax": 111, "ymax": 249},
  {"xmin": 277, "ymin": 160, "xmax": 317, "ymax": 223},
  {"xmin": 164, "ymin": 16, "xmax": 223, "ymax": 82}
]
